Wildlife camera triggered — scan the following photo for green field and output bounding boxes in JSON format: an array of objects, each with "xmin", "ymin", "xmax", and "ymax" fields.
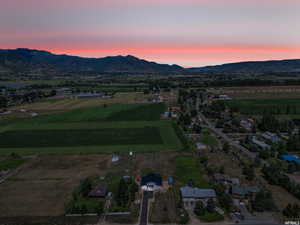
[
  {"xmin": 0, "ymin": 128, "xmax": 163, "ymax": 148},
  {"xmin": 223, "ymin": 98, "xmax": 300, "ymax": 115},
  {"xmin": 18, "ymin": 103, "xmax": 164, "ymax": 124},
  {"xmin": 0, "ymin": 103, "xmax": 183, "ymax": 155},
  {"xmin": 175, "ymin": 155, "xmax": 209, "ymax": 188}
]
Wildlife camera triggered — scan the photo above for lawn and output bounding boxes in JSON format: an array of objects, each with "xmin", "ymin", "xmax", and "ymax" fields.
[
  {"xmin": 0, "ymin": 128, "xmax": 163, "ymax": 148},
  {"xmin": 199, "ymin": 212, "xmax": 224, "ymax": 222},
  {"xmin": 200, "ymin": 134, "xmax": 218, "ymax": 147},
  {"xmin": 224, "ymin": 98, "xmax": 300, "ymax": 115},
  {"xmin": 175, "ymin": 155, "xmax": 209, "ymax": 188},
  {"xmin": 0, "ymin": 103, "xmax": 182, "ymax": 155}
]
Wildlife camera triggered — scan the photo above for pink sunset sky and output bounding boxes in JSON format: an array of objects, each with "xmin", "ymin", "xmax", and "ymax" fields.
[{"xmin": 1, "ymin": 0, "xmax": 300, "ymax": 67}]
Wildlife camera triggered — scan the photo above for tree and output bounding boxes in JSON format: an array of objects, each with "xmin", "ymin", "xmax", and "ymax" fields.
[
  {"xmin": 282, "ymin": 203, "xmax": 300, "ymax": 218},
  {"xmin": 194, "ymin": 201, "xmax": 205, "ymax": 216},
  {"xmin": 243, "ymin": 165, "xmax": 255, "ymax": 181},
  {"xmin": 116, "ymin": 178, "xmax": 129, "ymax": 208},
  {"xmin": 0, "ymin": 96, "xmax": 8, "ymax": 108},
  {"xmin": 222, "ymin": 142, "xmax": 230, "ymax": 153},
  {"xmin": 206, "ymin": 198, "xmax": 215, "ymax": 213},
  {"xmin": 78, "ymin": 178, "xmax": 92, "ymax": 197},
  {"xmin": 219, "ymin": 193, "xmax": 233, "ymax": 211},
  {"xmin": 252, "ymin": 190, "xmax": 275, "ymax": 212},
  {"xmin": 50, "ymin": 89, "xmax": 57, "ymax": 96}
]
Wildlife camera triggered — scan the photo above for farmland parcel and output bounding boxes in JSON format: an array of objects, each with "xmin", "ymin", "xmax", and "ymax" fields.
[{"xmin": 0, "ymin": 103, "xmax": 183, "ymax": 155}]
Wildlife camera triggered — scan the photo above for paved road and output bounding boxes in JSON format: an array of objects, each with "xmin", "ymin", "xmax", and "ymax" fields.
[
  {"xmin": 199, "ymin": 113, "xmax": 257, "ymax": 160},
  {"xmin": 139, "ymin": 191, "xmax": 153, "ymax": 225}
]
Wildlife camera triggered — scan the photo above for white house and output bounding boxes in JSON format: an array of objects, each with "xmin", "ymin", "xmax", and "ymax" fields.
[{"xmin": 140, "ymin": 173, "xmax": 163, "ymax": 191}]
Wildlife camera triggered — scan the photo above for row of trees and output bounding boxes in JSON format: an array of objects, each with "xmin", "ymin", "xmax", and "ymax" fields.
[
  {"xmin": 115, "ymin": 178, "xmax": 138, "ymax": 210},
  {"xmin": 262, "ymin": 161, "xmax": 300, "ymax": 201},
  {"xmin": 283, "ymin": 203, "xmax": 300, "ymax": 218},
  {"xmin": 66, "ymin": 178, "xmax": 104, "ymax": 214},
  {"xmin": 0, "ymin": 90, "xmax": 57, "ymax": 109},
  {"xmin": 258, "ymin": 113, "xmax": 295, "ymax": 132},
  {"xmin": 252, "ymin": 190, "xmax": 276, "ymax": 212},
  {"xmin": 285, "ymin": 134, "xmax": 300, "ymax": 152}
]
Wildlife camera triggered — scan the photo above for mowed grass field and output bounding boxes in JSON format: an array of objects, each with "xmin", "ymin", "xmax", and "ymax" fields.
[
  {"xmin": 223, "ymin": 98, "xmax": 300, "ymax": 116},
  {"xmin": 0, "ymin": 103, "xmax": 183, "ymax": 155},
  {"xmin": 210, "ymin": 86, "xmax": 300, "ymax": 99}
]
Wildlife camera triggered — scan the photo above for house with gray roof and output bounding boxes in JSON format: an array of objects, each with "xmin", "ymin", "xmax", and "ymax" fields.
[
  {"xmin": 196, "ymin": 142, "xmax": 207, "ymax": 150},
  {"xmin": 180, "ymin": 186, "xmax": 216, "ymax": 210},
  {"xmin": 251, "ymin": 136, "xmax": 271, "ymax": 150},
  {"xmin": 214, "ymin": 173, "xmax": 240, "ymax": 186},
  {"xmin": 231, "ymin": 185, "xmax": 260, "ymax": 200}
]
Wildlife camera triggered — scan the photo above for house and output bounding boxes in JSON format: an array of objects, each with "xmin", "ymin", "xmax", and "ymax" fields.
[
  {"xmin": 213, "ymin": 173, "xmax": 240, "ymax": 186},
  {"xmin": 281, "ymin": 154, "xmax": 300, "ymax": 164},
  {"xmin": 231, "ymin": 185, "xmax": 260, "ymax": 200},
  {"xmin": 218, "ymin": 95, "xmax": 232, "ymax": 100},
  {"xmin": 56, "ymin": 88, "xmax": 72, "ymax": 96},
  {"xmin": 141, "ymin": 173, "xmax": 162, "ymax": 191},
  {"xmin": 240, "ymin": 120, "xmax": 252, "ymax": 131},
  {"xmin": 76, "ymin": 93, "xmax": 103, "ymax": 98},
  {"xmin": 261, "ymin": 132, "xmax": 281, "ymax": 143},
  {"xmin": 196, "ymin": 142, "xmax": 207, "ymax": 150},
  {"xmin": 251, "ymin": 136, "xmax": 271, "ymax": 150},
  {"xmin": 148, "ymin": 95, "xmax": 163, "ymax": 103},
  {"xmin": 180, "ymin": 186, "xmax": 216, "ymax": 210},
  {"xmin": 88, "ymin": 183, "xmax": 108, "ymax": 199}
]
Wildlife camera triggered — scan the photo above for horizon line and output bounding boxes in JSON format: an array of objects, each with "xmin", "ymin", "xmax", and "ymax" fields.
[{"xmin": 2, "ymin": 47, "xmax": 300, "ymax": 69}]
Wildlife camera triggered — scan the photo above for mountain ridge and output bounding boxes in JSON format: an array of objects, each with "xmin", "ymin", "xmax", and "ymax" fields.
[
  {"xmin": 0, "ymin": 48, "xmax": 184, "ymax": 75},
  {"xmin": 190, "ymin": 59, "xmax": 300, "ymax": 73},
  {"xmin": 1, "ymin": 48, "xmax": 300, "ymax": 75}
]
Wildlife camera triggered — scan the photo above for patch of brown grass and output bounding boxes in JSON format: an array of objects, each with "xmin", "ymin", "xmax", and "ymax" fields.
[{"xmin": 0, "ymin": 155, "xmax": 110, "ymax": 217}]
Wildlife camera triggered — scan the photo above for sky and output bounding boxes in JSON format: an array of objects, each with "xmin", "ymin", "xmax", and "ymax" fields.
[{"xmin": 1, "ymin": 0, "xmax": 300, "ymax": 67}]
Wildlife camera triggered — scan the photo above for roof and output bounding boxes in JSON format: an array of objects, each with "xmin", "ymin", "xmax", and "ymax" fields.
[
  {"xmin": 231, "ymin": 185, "xmax": 260, "ymax": 196},
  {"xmin": 141, "ymin": 173, "xmax": 162, "ymax": 186},
  {"xmin": 281, "ymin": 154, "xmax": 300, "ymax": 164},
  {"xmin": 214, "ymin": 173, "xmax": 230, "ymax": 181},
  {"xmin": 214, "ymin": 173, "xmax": 240, "ymax": 185},
  {"xmin": 232, "ymin": 186, "xmax": 247, "ymax": 196},
  {"xmin": 196, "ymin": 142, "xmax": 207, "ymax": 150},
  {"xmin": 88, "ymin": 183, "xmax": 108, "ymax": 198},
  {"xmin": 180, "ymin": 186, "xmax": 216, "ymax": 199},
  {"xmin": 76, "ymin": 93, "xmax": 103, "ymax": 98},
  {"xmin": 251, "ymin": 137, "xmax": 271, "ymax": 149},
  {"xmin": 229, "ymin": 178, "xmax": 240, "ymax": 185},
  {"xmin": 245, "ymin": 186, "xmax": 260, "ymax": 193}
]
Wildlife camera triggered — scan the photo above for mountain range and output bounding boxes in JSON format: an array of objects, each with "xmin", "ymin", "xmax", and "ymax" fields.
[
  {"xmin": 191, "ymin": 59, "xmax": 300, "ymax": 73},
  {"xmin": 0, "ymin": 48, "xmax": 300, "ymax": 76},
  {"xmin": 0, "ymin": 48, "xmax": 184, "ymax": 75}
]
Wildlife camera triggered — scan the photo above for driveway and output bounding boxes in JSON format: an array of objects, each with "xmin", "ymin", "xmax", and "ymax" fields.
[{"xmin": 139, "ymin": 191, "xmax": 153, "ymax": 225}]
